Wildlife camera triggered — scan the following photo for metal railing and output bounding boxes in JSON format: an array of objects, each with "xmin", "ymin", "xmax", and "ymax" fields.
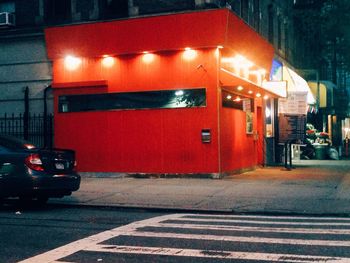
[{"xmin": 0, "ymin": 113, "xmax": 53, "ymax": 148}]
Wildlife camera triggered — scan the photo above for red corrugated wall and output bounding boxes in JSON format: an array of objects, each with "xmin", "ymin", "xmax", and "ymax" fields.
[
  {"xmin": 219, "ymin": 99, "xmax": 264, "ymax": 172},
  {"xmin": 45, "ymin": 9, "xmax": 274, "ymax": 174},
  {"xmin": 53, "ymin": 49, "xmax": 220, "ymax": 173}
]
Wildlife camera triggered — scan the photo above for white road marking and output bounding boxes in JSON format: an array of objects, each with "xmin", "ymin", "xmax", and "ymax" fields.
[
  {"xmin": 127, "ymin": 230, "xmax": 350, "ymax": 247},
  {"xmin": 85, "ymin": 244, "xmax": 350, "ymax": 263},
  {"xmin": 182, "ymin": 214, "xmax": 350, "ymax": 221},
  {"xmin": 17, "ymin": 213, "xmax": 350, "ymax": 263},
  {"xmin": 17, "ymin": 214, "xmax": 184, "ymax": 263},
  {"xmin": 150, "ymin": 222, "xmax": 350, "ymax": 235},
  {"xmin": 170, "ymin": 217, "xmax": 350, "ymax": 226}
]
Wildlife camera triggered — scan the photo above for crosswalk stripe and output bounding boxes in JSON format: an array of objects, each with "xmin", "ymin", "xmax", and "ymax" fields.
[
  {"xmin": 170, "ymin": 217, "xmax": 350, "ymax": 226},
  {"xmin": 85, "ymin": 244, "xmax": 350, "ymax": 263},
  {"xmin": 18, "ymin": 213, "xmax": 350, "ymax": 263},
  {"xmin": 182, "ymin": 214, "xmax": 350, "ymax": 221},
  {"xmin": 127, "ymin": 230, "xmax": 350, "ymax": 247},
  {"xmin": 150, "ymin": 222, "xmax": 350, "ymax": 235},
  {"xmin": 17, "ymin": 214, "xmax": 182, "ymax": 263}
]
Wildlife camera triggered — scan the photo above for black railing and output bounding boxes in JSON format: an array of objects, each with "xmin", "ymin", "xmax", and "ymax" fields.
[{"xmin": 0, "ymin": 113, "xmax": 54, "ymax": 148}]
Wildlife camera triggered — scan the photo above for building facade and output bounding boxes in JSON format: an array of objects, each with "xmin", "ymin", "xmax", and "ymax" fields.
[
  {"xmin": 45, "ymin": 9, "xmax": 281, "ymax": 175},
  {"xmin": 0, "ymin": 0, "xmax": 306, "ymax": 116},
  {"xmin": 0, "ymin": 0, "xmax": 348, "ymax": 166}
]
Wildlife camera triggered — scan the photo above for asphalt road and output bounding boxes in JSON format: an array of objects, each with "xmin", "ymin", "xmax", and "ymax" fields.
[
  {"xmin": 2, "ymin": 202, "xmax": 350, "ymax": 263},
  {"xmin": 0, "ymin": 202, "xmax": 164, "ymax": 263}
]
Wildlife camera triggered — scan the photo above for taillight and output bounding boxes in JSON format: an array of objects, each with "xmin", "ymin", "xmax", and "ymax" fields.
[{"xmin": 25, "ymin": 154, "xmax": 44, "ymax": 171}]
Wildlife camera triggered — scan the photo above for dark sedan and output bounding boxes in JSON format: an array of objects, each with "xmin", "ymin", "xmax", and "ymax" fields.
[{"xmin": 0, "ymin": 135, "xmax": 80, "ymax": 204}]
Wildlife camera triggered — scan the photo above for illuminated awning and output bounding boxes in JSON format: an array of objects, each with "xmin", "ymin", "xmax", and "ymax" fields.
[
  {"xmin": 262, "ymin": 80, "xmax": 287, "ymax": 98},
  {"xmin": 220, "ymin": 68, "xmax": 285, "ymax": 98},
  {"xmin": 307, "ymin": 81, "xmax": 335, "ymax": 108},
  {"xmin": 283, "ymin": 67, "xmax": 315, "ymax": 104}
]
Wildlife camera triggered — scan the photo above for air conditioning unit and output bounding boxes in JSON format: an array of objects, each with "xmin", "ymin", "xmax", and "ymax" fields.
[{"xmin": 0, "ymin": 12, "xmax": 15, "ymax": 27}]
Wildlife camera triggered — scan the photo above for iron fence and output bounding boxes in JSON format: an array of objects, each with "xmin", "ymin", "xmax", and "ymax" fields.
[{"xmin": 0, "ymin": 113, "xmax": 53, "ymax": 148}]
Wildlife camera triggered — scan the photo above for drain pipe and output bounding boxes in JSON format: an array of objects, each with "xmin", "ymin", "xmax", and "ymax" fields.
[{"xmin": 43, "ymin": 85, "xmax": 51, "ymax": 148}]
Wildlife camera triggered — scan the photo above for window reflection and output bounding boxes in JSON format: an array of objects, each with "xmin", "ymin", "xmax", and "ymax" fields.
[{"xmin": 59, "ymin": 88, "xmax": 206, "ymax": 113}]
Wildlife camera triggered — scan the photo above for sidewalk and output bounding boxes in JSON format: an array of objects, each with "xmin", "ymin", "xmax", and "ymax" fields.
[{"xmin": 50, "ymin": 159, "xmax": 350, "ymax": 215}]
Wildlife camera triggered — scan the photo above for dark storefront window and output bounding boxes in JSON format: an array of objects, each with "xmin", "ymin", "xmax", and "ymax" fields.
[
  {"xmin": 277, "ymin": 18, "xmax": 282, "ymax": 50},
  {"xmin": 240, "ymin": 0, "xmax": 249, "ymax": 21},
  {"xmin": 101, "ymin": 0, "xmax": 128, "ymax": 19},
  {"xmin": 268, "ymin": 4, "xmax": 274, "ymax": 44},
  {"xmin": 59, "ymin": 88, "xmax": 206, "ymax": 113},
  {"xmin": 45, "ymin": 0, "xmax": 71, "ymax": 24},
  {"xmin": 253, "ymin": 0, "xmax": 260, "ymax": 33}
]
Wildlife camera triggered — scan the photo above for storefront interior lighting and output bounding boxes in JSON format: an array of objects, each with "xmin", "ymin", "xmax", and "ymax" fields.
[
  {"xmin": 142, "ymin": 52, "xmax": 155, "ymax": 64},
  {"xmin": 265, "ymin": 107, "xmax": 271, "ymax": 118},
  {"xmin": 101, "ymin": 56, "xmax": 115, "ymax": 68},
  {"xmin": 263, "ymin": 95, "xmax": 269, "ymax": 100},
  {"xmin": 256, "ymin": 93, "xmax": 261, "ymax": 98},
  {"xmin": 64, "ymin": 55, "xmax": 82, "ymax": 71},
  {"xmin": 234, "ymin": 96, "xmax": 241, "ymax": 102},
  {"xmin": 248, "ymin": 90, "xmax": 253, "ymax": 94},
  {"xmin": 175, "ymin": 90, "xmax": 184, "ymax": 96},
  {"xmin": 226, "ymin": 95, "xmax": 232, "ymax": 100},
  {"xmin": 237, "ymin": 86, "xmax": 244, "ymax": 91},
  {"xmin": 183, "ymin": 47, "xmax": 197, "ymax": 60}
]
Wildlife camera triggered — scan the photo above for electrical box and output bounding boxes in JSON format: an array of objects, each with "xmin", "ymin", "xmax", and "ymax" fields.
[{"xmin": 201, "ymin": 129, "xmax": 211, "ymax": 143}]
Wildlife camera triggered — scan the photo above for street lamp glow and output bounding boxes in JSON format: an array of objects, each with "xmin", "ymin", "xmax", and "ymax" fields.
[{"xmin": 265, "ymin": 107, "xmax": 271, "ymax": 118}]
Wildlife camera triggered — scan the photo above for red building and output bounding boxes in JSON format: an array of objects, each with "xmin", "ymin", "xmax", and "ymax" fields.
[{"xmin": 45, "ymin": 9, "xmax": 278, "ymax": 177}]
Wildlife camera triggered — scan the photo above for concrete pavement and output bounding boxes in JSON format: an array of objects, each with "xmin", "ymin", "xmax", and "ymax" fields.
[{"xmin": 50, "ymin": 159, "xmax": 350, "ymax": 215}]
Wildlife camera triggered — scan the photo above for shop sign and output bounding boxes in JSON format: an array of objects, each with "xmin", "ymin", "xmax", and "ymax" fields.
[
  {"xmin": 278, "ymin": 92, "xmax": 307, "ymax": 115},
  {"xmin": 278, "ymin": 114, "xmax": 306, "ymax": 143}
]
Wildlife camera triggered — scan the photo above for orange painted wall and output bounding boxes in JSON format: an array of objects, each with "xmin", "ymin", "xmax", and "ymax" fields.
[
  {"xmin": 45, "ymin": 9, "xmax": 274, "ymax": 174},
  {"xmin": 53, "ymin": 49, "xmax": 220, "ymax": 173},
  {"xmin": 220, "ymin": 98, "xmax": 264, "ymax": 172}
]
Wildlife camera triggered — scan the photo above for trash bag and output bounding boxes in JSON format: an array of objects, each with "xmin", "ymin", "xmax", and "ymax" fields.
[{"xmin": 328, "ymin": 147, "xmax": 339, "ymax": 160}]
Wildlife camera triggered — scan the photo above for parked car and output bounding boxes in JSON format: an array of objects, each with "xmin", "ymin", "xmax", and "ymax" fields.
[{"xmin": 0, "ymin": 134, "xmax": 80, "ymax": 204}]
